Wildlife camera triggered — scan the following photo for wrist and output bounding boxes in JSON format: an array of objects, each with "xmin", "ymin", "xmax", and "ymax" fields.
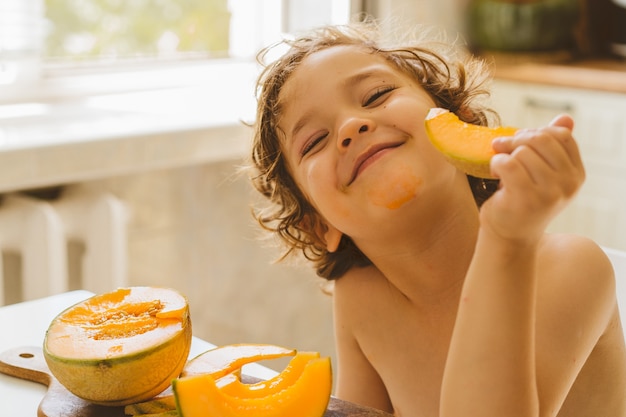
[{"xmin": 476, "ymin": 226, "xmax": 541, "ymax": 261}]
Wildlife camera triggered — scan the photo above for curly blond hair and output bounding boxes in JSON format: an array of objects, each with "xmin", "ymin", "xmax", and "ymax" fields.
[{"xmin": 248, "ymin": 21, "xmax": 498, "ymax": 280}]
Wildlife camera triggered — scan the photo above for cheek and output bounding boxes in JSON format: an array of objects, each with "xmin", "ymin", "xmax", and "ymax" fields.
[
  {"xmin": 303, "ymin": 160, "xmax": 353, "ymax": 225},
  {"xmin": 366, "ymin": 162, "xmax": 423, "ymax": 209},
  {"xmin": 388, "ymin": 90, "xmax": 436, "ymax": 124}
]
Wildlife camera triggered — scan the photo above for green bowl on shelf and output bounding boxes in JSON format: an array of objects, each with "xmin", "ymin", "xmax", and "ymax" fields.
[{"xmin": 466, "ymin": 0, "xmax": 580, "ymax": 52}]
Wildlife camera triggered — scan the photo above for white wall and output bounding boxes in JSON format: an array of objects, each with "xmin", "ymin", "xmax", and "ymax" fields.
[{"xmin": 74, "ymin": 161, "xmax": 337, "ymax": 374}]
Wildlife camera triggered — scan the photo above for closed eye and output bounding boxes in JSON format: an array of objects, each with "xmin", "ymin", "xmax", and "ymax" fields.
[
  {"xmin": 301, "ymin": 133, "xmax": 328, "ymax": 157},
  {"xmin": 364, "ymin": 85, "xmax": 396, "ymax": 107}
]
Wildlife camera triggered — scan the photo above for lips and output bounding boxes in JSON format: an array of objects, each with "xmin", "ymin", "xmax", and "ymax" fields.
[{"xmin": 347, "ymin": 142, "xmax": 403, "ymax": 185}]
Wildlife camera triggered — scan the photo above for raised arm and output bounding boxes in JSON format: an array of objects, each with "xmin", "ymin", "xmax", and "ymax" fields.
[{"xmin": 439, "ymin": 115, "xmax": 596, "ymax": 417}]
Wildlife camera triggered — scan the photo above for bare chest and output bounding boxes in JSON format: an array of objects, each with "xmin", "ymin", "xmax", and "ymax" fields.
[{"xmin": 353, "ymin": 303, "xmax": 456, "ymax": 417}]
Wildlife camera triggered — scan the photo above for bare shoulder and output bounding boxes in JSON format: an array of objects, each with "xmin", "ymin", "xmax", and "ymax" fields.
[
  {"xmin": 537, "ymin": 233, "xmax": 615, "ymax": 309},
  {"xmin": 535, "ymin": 233, "xmax": 616, "ymax": 341},
  {"xmin": 535, "ymin": 234, "xmax": 625, "ymax": 416},
  {"xmin": 333, "ymin": 264, "xmax": 388, "ymax": 305},
  {"xmin": 332, "ymin": 263, "xmax": 398, "ymax": 346}
]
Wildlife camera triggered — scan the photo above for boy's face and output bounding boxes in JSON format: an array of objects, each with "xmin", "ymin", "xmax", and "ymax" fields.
[{"xmin": 277, "ymin": 45, "xmax": 464, "ymax": 250}]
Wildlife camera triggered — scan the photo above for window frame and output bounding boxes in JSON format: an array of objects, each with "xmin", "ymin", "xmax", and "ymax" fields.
[{"xmin": 0, "ymin": 0, "xmax": 360, "ymax": 105}]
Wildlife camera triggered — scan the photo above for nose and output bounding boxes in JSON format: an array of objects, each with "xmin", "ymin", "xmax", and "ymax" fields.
[{"xmin": 338, "ymin": 118, "xmax": 373, "ymax": 149}]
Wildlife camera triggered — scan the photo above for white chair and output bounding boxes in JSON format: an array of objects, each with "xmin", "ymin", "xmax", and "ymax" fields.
[{"xmin": 604, "ymin": 247, "xmax": 626, "ymax": 328}]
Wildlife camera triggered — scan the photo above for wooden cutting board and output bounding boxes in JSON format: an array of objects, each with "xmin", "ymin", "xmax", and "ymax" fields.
[{"xmin": 0, "ymin": 346, "xmax": 393, "ymax": 417}]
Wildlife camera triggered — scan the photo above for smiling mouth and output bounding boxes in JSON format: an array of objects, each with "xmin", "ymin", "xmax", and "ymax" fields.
[{"xmin": 348, "ymin": 142, "xmax": 403, "ymax": 185}]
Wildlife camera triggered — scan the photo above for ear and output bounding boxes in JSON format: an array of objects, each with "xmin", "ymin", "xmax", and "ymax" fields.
[
  {"xmin": 304, "ymin": 214, "xmax": 343, "ymax": 253},
  {"xmin": 322, "ymin": 223, "xmax": 343, "ymax": 253}
]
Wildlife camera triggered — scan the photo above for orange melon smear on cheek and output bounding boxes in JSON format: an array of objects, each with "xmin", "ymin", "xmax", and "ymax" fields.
[{"xmin": 367, "ymin": 167, "xmax": 422, "ymax": 209}]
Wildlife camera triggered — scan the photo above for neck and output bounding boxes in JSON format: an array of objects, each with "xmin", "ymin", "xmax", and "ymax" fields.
[{"xmin": 358, "ymin": 195, "xmax": 480, "ymax": 307}]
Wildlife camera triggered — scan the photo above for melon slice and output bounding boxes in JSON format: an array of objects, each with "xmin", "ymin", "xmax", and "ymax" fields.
[
  {"xmin": 43, "ymin": 286, "xmax": 192, "ymax": 407},
  {"xmin": 124, "ymin": 343, "xmax": 296, "ymax": 415},
  {"xmin": 425, "ymin": 108, "xmax": 518, "ymax": 179},
  {"xmin": 173, "ymin": 355, "xmax": 332, "ymax": 417},
  {"xmin": 219, "ymin": 351, "xmax": 320, "ymax": 398}
]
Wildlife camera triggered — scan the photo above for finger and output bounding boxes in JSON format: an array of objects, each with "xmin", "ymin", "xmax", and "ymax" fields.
[
  {"xmin": 535, "ymin": 125, "xmax": 585, "ymax": 174},
  {"xmin": 549, "ymin": 113, "xmax": 574, "ymax": 131},
  {"xmin": 491, "ymin": 144, "xmax": 550, "ymax": 188},
  {"xmin": 491, "ymin": 113, "xmax": 574, "ymax": 152},
  {"xmin": 490, "ymin": 150, "xmax": 534, "ymax": 188},
  {"xmin": 523, "ymin": 129, "xmax": 577, "ymax": 174},
  {"xmin": 491, "ymin": 135, "xmax": 584, "ymax": 199},
  {"xmin": 491, "ymin": 128, "xmax": 534, "ymax": 154},
  {"xmin": 493, "ymin": 126, "xmax": 583, "ymax": 173}
]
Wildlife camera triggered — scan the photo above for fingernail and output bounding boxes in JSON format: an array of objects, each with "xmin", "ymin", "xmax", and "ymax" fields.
[
  {"xmin": 492, "ymin": 137, "xmax": 506, "ymax": 146},
  {"xmin": 491, "ymin": 153, "xmax": 507, "ymax": 164}
]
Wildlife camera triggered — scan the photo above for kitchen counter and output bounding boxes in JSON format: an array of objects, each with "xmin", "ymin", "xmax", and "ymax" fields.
[
  {"xmin": 492, "ymin": 56, "xmax": 626, "ymax": 94},
  {"xmin": 0, "ymin": 62, "xmax": 258, "ymax": 193}
]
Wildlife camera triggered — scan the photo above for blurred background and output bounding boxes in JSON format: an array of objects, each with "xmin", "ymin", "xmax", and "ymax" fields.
[{"xmin": 1, "ymin": 0, "xmax": 625, "ymax": 373}]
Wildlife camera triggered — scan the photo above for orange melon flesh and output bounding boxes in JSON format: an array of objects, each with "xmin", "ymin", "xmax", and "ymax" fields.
[
  {"xmin": 43, "ymin": 286, "xmax": 192, "ymax": 407},
  {"xmin": 425, "ymin": 108, "xmax": 518, "ymax": 179},
  {"xmin": 125, "ymin": 343, "xmax": 297, "ymax": 415},
  {"xmin": 173, "ymin": 356, "xmax": 332, "ymax": 417},
  {"xmin": 219, "ymin": 351, "xmax": 320, "ymax": 398}
]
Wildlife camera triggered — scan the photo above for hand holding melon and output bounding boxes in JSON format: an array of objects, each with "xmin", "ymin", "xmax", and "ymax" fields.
[{"xmin": 424, "ymin": 108, "xmax": 518, "ymax": 179}]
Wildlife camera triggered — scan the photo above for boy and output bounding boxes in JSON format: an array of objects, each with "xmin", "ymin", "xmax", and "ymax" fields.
[{"xmin": 248, "ymin": 22, "xmax": 626, "ymax": 417}]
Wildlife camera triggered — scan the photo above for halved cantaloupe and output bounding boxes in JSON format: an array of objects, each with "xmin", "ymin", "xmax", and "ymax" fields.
[
  {"xmin": 43, "ymin": 286, "xmax": 192, "ymax": 407},
  {"xmin": 425, "ymin": 108, "xmax": 518, "ymax": 179},
  {"xmin": 124, "ymin": 343, "xmax": 296, "ymax": 415},
  {"xmin": 173, "ymin": 355, "xmax": 332, "ymax": 417}
]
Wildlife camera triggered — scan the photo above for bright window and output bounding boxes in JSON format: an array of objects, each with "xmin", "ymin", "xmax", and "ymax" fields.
[
  {"xmin": 0, "ymin": 0, "xmax": 354, "ymax": 105},
  {"xmin": 44, "ymin": 0, "xmax": 232, "ymax": 63},
  {"xmin": 0, "ymin": 0, "xmax": 356, "ymax": 99}
]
